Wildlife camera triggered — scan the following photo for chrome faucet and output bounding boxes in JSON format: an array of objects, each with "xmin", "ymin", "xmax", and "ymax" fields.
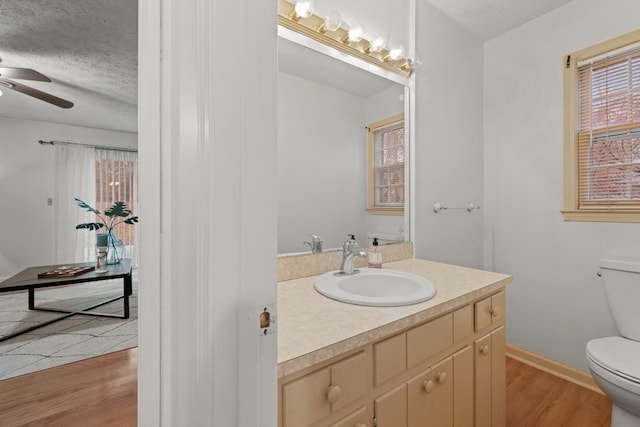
[
  {"xmin": 337, "ymin": 234, "xmax": 367, "ymax": 275},
  {"xmin": 303, "ymin": 234, "xmax": 323, "ymax": 253}
]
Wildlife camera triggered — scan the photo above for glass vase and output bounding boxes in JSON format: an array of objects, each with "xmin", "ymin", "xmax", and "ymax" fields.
[{"xmin": 107, "ymin": 229, "xmax": 124, "ymax": 265}]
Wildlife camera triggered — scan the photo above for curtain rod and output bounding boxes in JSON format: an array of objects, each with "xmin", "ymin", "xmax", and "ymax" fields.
[{"xmin": 38, "ymin": 139, "xmax": 138, "ymax": 153}]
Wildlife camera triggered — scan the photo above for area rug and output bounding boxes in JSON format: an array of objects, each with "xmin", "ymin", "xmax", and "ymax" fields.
[{"xmin": 0, "ymin": 273, "xmax": 138, "ymax": 380}]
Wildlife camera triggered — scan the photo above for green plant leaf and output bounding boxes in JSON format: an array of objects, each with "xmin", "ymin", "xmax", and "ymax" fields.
[
  {"xmin": 124, "ymin": 216, "xmax": 139, "ymax": 224},
  {"xmin": 76, "ymin": 222, "xmax": 106, "ymax": 231},
  {"xmin": 74, "ymin": 198, "xmax": 101, "ymax": 215},
  {"xmin": 105, "ymin": 201, "xmax": 132, "ymax": 218}
]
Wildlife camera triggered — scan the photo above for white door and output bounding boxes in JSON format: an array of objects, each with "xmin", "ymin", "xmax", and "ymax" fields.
[{"xmin": 138, "ymin": 0, "xmax": 278, "ymax": 425}]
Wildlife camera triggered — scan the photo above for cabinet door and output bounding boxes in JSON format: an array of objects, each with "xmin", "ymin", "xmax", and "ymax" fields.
[
  {"xmin": 329, "ymin": 405, "xmax": 370, "ymax": 427},
  {"xmin": 282, "ymin": 367, "xmax": 331, "ymax": 427},
  {"xmin": 331, "ymin": 351, "xmax": 368, "ymax": 411},
  {"xmin": 491, "ymin": 326, "xmax": 506, "ymax": 427},
  {"xmin": 453, "ymin": 346, "xmax": 473, "ymax": 427},
  {"xmin": 407, "ymin": 368, "xmax": 431, "ymax": 427},
  {"xmin": 474, "ymin": 334, "xmax": 492, "ymax": 427},
  {"xmin": 374, "ymin": 384, "xmax": 407, "ymax": 427}
]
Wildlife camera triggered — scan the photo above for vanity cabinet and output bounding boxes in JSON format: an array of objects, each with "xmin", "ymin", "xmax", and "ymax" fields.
[{"xmin": 279, "ymin": 290, "xmax": 506, "ymax": 427}]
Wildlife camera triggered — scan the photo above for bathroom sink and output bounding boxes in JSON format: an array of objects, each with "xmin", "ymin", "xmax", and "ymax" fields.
[{"xmin": 314, "ymin": 268, "xmax": 436, "ymax": 307}]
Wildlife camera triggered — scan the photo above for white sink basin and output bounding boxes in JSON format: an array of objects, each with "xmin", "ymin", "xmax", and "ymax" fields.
[{"xmin": 314, "ymin": 268, "xmax": 436, "ymax": 307}]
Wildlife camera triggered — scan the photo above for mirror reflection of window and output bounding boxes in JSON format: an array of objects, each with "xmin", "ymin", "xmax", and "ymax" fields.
[{"xmin": 368, "ymin": 114, "xmax": 405, "ymax": 215}]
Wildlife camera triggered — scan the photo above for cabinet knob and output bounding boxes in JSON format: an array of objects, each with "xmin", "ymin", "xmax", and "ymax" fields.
[
  {"xmin": 436, "ymin": 372, "xmax": 447, "ymax": 384},
  {"xmin": 480, "ymin": 344, "xmax": 490, "ymax": 355},
  {"xmin": 327, "ymin": 385, "xmax": 342, "ymax": 403},
  {"xmin": 423, "ymin": 380, "xmax": 434, "ymax": 393},
  {"xmin": 490, "ymin": 306, "xmax": 499, "ymax": 317}
]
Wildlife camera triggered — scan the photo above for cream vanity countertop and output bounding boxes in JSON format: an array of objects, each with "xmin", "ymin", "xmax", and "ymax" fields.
[{"xmin": 277, "ymin": 257, "xmax": 512, "ymax": 378}]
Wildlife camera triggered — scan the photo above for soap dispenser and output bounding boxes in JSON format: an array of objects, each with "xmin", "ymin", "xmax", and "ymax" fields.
[{"xmin": 368, "ymin": 238, "xmax": 382, "ymax": 268}]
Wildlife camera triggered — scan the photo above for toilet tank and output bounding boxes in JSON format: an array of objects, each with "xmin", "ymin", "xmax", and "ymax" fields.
[
  {"xmin": 366, "ymin": 232, "xmax": 404, "ymax": 245},
  {"xmin": 599, "ymin": 257, "xmax": 640, "ymax": 341}
]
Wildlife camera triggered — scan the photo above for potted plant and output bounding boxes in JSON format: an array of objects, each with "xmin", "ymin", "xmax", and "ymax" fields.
[{"xmin": 74, "ymin": 198, "xmax": 139, "ymax": 264}]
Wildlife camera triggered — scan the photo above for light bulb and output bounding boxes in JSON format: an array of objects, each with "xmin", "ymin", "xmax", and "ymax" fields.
[
  {"xmin": 348, "ymin": 24, "xmax": 365, "ymax": 43},
  {"xmin": 324, "ymin": 10, "xmax": 341, "ymax": 32},
  {"xmin": 294, "ymin": 1, "xmax": 313, "ymax": 19},
  {"xmin": 370, "ymin": 35, "xmax": 387, "ymax": 53},
  {"xmin": 389, "ymin": 45, "xmax": 405, "ymax": 61}
]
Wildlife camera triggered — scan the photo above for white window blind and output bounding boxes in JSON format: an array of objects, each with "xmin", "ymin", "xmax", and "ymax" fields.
[
  {"xmin": 577, "ymin": 44, "xmax": 640, "ymax": 208},
  {"xmin": 373, "ymin": 121, "xmax": 404, "ymax": 207}
]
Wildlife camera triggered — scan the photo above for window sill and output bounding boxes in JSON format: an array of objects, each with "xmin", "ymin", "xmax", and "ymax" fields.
[
  {"xmin": 367, "ymin": 208, "xmax": 404, "ymax": 216},
  {"xmin": 561, "ymin": 209, "xmax": 640, "ymax": 223}
]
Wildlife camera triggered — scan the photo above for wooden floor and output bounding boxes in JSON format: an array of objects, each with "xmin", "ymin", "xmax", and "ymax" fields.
[
  {"xmin": 0, "ymin": 348, "xmax": 137, "ymax": 427},
  {"xmin": 0, "ymin": 351, "xmax": 611, "ymax": 426},
  {"xmin": 507, "ymin": 357, "xmax": 612, "ymax": 426}
]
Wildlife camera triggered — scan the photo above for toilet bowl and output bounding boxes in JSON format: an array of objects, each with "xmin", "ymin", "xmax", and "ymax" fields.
[
  {"xmin": 587, "ymin": 258, "xmax": 640, "ymax": 427},
  {"xmin": 586, "ymin": 337, "xmax": 640, "ymax": 426}
]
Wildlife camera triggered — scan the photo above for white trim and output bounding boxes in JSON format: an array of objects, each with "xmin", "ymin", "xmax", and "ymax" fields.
[
  {"xmin": 137, "ymin": 0, "xmax": 161, "ymax": 424},
  {"xmin": 408, "ymin": 0, "xmax": 417, "ymax": 253}
]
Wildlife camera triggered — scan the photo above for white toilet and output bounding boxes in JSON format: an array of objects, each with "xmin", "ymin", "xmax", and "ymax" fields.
[{"xmin": 586, "ymin": 258, "xmax": 640, "ymax": 427}]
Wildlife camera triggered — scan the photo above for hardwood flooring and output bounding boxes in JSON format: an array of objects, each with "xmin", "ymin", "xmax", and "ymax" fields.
[
  {"xmin": 507, "ymin": 357, "xmax": 612, "ymax": 427},
  {"xmin": 0, "ymin": 348, "xmax": 137, "ymax": 427},
  {"xmin": 0, "ymin": 351, "xmax": 611, "ymax": 426}
]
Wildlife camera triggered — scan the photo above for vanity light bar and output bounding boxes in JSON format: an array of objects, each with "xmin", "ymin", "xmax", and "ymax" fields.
[{"xmin": 277, "ymin": 0, "xmax": 413, "ymax": 78}]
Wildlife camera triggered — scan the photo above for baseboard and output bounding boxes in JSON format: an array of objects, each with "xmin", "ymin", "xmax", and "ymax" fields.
[{"xmin": 506, "ymin": 343, "xmax": 604, "ymax": 395}]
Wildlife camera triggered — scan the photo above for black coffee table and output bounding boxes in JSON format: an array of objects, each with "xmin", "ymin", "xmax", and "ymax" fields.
[{"xmin": 0, "ymin": 259, "xmax": 132, "ymax": 343}]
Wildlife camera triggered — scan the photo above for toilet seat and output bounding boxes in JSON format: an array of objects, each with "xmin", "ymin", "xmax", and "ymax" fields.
[{"xmin": 587, "ymin": 337, "xmax": 640, "ymax": 393}]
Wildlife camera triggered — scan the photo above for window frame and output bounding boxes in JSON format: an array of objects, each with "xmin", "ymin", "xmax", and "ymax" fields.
[
  {"xmin": 563, "ymin": 29, "xmax": 640, "ymax": 223},
  {"xmin": 367, "ymin": 113, "xmax": 405, "ymax": 216}
]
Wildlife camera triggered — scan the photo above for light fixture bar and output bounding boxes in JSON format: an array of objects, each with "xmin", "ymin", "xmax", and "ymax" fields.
[{"xmin": 277, "ymin": 0, "xmax": 413, "ymax": 78}]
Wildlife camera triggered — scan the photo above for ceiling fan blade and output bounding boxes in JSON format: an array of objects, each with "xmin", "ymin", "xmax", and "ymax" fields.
[
  {"xmin": 1, "ymin": 79, "xmax": 73, "ymax": 109},
  {"xmin": 0, "ymin": 67, "xmax": 51, "ymax": 82}
]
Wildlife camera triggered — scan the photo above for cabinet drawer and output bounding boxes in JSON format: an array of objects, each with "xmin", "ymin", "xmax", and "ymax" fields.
[
  {"xmin": 474, "ymin": 291, "xmax": 505, "ymax": 332},
  {"xmin": 374, "ymin": 333, "xmax": 407, "ymax": 386},
  {"xmin": 453, "ymin": 305, "xmax": 473, "ymax": 343},
  {"xmin": 282, "ymin": 351, "xmax": 368, "ymax": 427},
  {"xmin": 407, "ymin": 313, "xmax": 453, "ymax": 368}
]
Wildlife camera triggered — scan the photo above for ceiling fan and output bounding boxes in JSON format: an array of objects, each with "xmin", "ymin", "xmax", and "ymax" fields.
[{"xmin": 0, "ymin": 66, "xmax": 74, "ymax": 109}]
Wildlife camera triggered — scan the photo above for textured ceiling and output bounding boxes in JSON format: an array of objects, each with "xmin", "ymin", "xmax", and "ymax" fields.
[
  {"xmin": 0, "ymin": 0, "xmax": 137, "ymax": 133},
  {"xmin": 426, "ymin": 0, "xmax": 574, "ymax": 41}
]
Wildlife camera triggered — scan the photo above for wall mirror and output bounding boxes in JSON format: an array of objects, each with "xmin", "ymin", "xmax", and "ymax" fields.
[{"xmin": 277, "ymin": 32, "xmax": 411, "ymax": 255}]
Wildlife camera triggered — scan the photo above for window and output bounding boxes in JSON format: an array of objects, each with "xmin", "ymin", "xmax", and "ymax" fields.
[
  {"xmin": 95, "ymin": 148, "xmax": 138, "ymax": 248},
  {"xmin": 563, "ymin": 29, "xmax": 640, "ymax": 222},
  {"xmin": 368, "ymin": 114, "xmax": 405, "ymax": 215}
]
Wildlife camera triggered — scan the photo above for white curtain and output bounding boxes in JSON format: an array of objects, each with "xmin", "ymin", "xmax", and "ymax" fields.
[
  {"xmin": 54, "ymin": 144, "xmax": 139, "ymax": 265},
  {"xmin": 54, "ymin": 144, "xmax": 97, "ymax": 263}
]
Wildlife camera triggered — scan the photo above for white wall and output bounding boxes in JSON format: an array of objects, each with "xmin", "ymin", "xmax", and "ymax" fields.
[
  {"xmin": 484, "ymin": 0, "xmax": 640, "ymax": 371},
  {"xmin": 0, "ymin": 117, "xmax": 137, "ymax": 278},
  {"xmin": 414, "ymin": 0, "xmax": 485, "ymax": 268},
  {"xmin": 278, "ymin": 72, "xmax": 368, "ymax": 252},
  {"xmin": 364, "ymin": 84, "xmax": 406, "ymax": 241}
]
